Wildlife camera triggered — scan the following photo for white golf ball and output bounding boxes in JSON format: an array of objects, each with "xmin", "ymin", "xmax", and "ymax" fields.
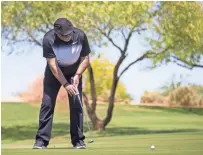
[{"xmin": 151, "ymin": 145, "xmax": 155, "ymax": 150}]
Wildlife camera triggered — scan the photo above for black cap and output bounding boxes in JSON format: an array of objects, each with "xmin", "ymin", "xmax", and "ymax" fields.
[{"xmin": 54, "ymin": 18, "xmax": 74, "ymax": 36}]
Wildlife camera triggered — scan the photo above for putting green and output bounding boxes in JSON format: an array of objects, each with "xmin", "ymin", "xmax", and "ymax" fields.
[{"xmin": 2, "ymin": 102, "xmax": 203, "ymax": 155}]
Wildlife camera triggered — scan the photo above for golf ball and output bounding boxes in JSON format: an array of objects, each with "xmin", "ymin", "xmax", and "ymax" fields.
[{"xmin": 151, "ymin": 145, "xmax": 155, "ymax": 150}]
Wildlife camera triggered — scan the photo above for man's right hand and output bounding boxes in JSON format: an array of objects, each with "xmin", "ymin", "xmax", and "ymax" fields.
[{"xmin": 65, "ymin": 84, "xmax": 78, "ymax": 96}]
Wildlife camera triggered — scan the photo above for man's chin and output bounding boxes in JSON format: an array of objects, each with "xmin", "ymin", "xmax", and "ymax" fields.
[{"xmin": 63, "ymin": 39, "xmax": 71, "ymax": 42}]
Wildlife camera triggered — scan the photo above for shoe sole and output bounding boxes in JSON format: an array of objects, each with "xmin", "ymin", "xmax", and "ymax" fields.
[
  {"xmin": 73, "ymin": 146, "xmax": 86, "ymax": 149},
  {"xmin": 33, "ymin": 146, "xmax": 47, "ymax": 149}
]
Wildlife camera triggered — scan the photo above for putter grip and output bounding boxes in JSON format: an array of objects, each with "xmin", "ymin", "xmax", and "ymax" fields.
[
  {"xmin": 70, "ymin": 77, "xmax": 74, "ymax": 84},
  {"xmin": 71, "ymin": 77, "xmax": 80, "ymax": 95}
]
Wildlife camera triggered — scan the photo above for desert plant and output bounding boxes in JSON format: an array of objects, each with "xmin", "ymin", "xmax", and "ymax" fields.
[
  {"xmin": 140, "ymin": 91, "xmax": 168, "ymax": 105},
  {"xmin": 160, "ymin": 75, "xmax": 183, "ymax": 96},
  {"xmin": 169, "ymin": 86, "xmax": 203, "ymax": 107},
  {"xmin": 19, "ymin": 76, "xmax": 68, "ymax": 104}
]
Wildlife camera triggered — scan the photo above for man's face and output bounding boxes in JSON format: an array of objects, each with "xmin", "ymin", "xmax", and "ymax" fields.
[{"xmin": 56, "ymin": 32, "xmax": 72, "ymax": 42}]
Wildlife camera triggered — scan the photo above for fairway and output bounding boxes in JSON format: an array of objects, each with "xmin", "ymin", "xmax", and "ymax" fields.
[{"xmin": 2, "ymin": 102, "xmax": 203, "ymax": 155}]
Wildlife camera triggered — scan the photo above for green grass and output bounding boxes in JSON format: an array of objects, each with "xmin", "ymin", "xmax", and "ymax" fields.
[{"xmin": 2, "ymin": 102, "xmax": 203, "ymax": 155}]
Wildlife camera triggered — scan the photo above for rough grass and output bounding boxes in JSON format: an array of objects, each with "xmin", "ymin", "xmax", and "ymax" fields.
[{"xmin": 1, "ymin": 102, "xmax": 203, "ymax": 155}]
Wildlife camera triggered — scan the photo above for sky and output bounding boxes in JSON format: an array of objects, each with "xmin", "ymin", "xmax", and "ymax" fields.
[{"xmin": 1, "ymin": 32, "xmax": 203, "ymax": 103}]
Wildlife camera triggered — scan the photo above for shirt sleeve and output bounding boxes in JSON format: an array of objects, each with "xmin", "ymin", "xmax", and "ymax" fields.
[
  {"xmin": 80, "ymin": 33, "xmax": 91, "ymax": 57},
  {"xmin": 43, "ymin": 37, "xmax": 56, "ymax": 58}
]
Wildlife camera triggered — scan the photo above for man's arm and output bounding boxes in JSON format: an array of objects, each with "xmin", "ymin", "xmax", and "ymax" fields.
[
  {"xmin": 76, "ymin": 32, "xmax": 91, "ymax": 75},
  {"xmin": 72, "ymin": 56, "xmax": 89, "ymax": 87},
  {"xmin": 72, "ymin": 32, "xmax": 91, "ymax": 87},
  {"xmin": 47, "ymin": 58, "xmax": 68, "ymax": 85},
  {"xmin": 76, "ymin": 56, "xmax": 90, "ymax": 75},
  {"xmin": 47, "ymin": 58, "xmax": 78, "ymax": 95}
]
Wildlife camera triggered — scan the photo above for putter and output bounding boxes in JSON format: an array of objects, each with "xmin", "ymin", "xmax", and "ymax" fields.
[
  {"xmin": 71, "ymin": 78, "xmax": 94, "ymax": 143},
  {"xmin": 75, "ymin": 93, "xmax": 94, "ymax": 143}
]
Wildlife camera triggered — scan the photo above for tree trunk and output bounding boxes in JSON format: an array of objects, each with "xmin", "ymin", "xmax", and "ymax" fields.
[
  {"xmin": 87, "ymin": 64, "xmax": 97, "ymax": 111},
  {"xmin": 82, "ymin": 64, "xmax": 104, "ymax": 129},
  {"xmin": 83, "ymin": 92, "xmax": 105, "ymax": 130},
  {"xmin": 93, "ymin": 119, "xmax": 105, "ymax": 130},
  {"xmin": 83, "ymin": 55, "xmax": 126, "ymax": 130},
  {"xmin": 104, "ymin": 77, "xmax": 119, "ymax": 126},
  {"xmin": 104, "ymin": 54, "xmax": 126, "ymax": 127}
]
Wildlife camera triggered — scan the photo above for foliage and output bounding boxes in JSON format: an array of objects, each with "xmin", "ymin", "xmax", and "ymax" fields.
[
  {"xmin": 169, "ymin": 86, "xmax": 203, "ymax": 107},
  {"xmin": 18, "ymin": 76, "xmax": 68, "ymax": 104},
  {"xmin": 149, "ymin": 2, "xmax": 203, "ymax": 69},
  {"xmin": 160, "ymin": 75, "xmax": 182, "ymax": 96},
  {"xmin": 3, "ymin": 1, "xmax": 202, "ymax": 70},
  {"xmin": 83, "ymin": 56, "xmax": 133, "ymax": 102},
  {"xmin": 140, "ymin": 91, "xmax": 167, "ymax": 105},
  {"xmin": 141, "ymin": 85, "xmax": 203, "ymax": 107},
  {"xmin": 190, "ymin": 85, "xmax": 203, "ymax": 97},
  {"xmin": 1, "ymin": 1, "xmax": 153, "ymax": 48}
]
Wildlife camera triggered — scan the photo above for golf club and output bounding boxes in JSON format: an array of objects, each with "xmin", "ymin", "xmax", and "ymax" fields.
[
  {"xmin": 75, "ymin": 93, "xmax": 94, "ymax": 143},
  {"xmin": 71, "ymin": 78, "xmax": 94, "ymax": 143}
]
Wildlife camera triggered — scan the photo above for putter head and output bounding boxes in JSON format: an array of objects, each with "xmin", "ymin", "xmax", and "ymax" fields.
[{"xmin": 88, "ymin": 140, "xmax": 94, "ymax": 143}]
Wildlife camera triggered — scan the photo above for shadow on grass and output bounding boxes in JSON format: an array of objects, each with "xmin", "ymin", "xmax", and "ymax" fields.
[
  {"xmin": 1, "ymin": 122, "xmax": 70, "ymax": 142},
  {"xmin": 2, "ymin": 122, "xmax": 202, "ymax": 142},
  {"xmin": 97, "ymin": 127, "xmax": 202, "ymax": 137},
  {"xmin": 139, "ymin": 106, "xmax": 203, "ymax": 115},
  {"xmin": 47, "ymin": 147, "xmax": 73, "ymax": 149}
]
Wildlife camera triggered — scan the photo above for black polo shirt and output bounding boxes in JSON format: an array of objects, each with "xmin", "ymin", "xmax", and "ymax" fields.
[{"xmin": 43, "ymin": 28, "xmax": 91, "ymax": 77}]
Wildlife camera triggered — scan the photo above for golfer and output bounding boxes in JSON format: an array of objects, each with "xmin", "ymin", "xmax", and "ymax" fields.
[{"xmin": 33, "ymin": 18, "xmax": 91, "ymax": 149}]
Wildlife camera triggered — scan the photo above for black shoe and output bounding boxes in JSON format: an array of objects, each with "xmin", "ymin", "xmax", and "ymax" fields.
[
  {"xmin": 33, "ymin": 141, "xmax": 47, "ymax": 149},
  {"xmin": 73, "ymin": 142, "xmax": 86, "ymax": 149}
]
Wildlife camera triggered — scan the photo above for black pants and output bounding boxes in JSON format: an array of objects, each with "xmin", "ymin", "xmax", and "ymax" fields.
[{"xmin": 35, "ymin": 64, "xmax": 85, "ymax": 146}]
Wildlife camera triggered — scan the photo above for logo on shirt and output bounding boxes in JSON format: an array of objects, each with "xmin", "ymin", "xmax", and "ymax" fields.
[{"xmin": 72, "ymin": 41, "xmax": 78, "ymax": 45}]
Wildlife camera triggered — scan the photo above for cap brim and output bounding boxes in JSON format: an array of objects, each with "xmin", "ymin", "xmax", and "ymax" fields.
[
  {"xmin": 55, "ymin": 28, "xmax": 73, "ymax": 36},
  {"xmin": 64, "ymin": 27, "xmax": 74, "ymax": 35}
]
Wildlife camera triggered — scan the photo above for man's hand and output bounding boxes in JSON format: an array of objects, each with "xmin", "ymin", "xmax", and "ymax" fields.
[
  {"xmin": 73, "ymin": 75, "xmax": 80, "ymax": 88},
  {"xmin": 65, "ymin": 84, "xmax": 78, "ymax": 96}
]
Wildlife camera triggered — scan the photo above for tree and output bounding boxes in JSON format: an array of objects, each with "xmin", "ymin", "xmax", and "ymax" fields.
[
  {"xmin": 2, "ymin": 1, "xmax": 156, "ymax": 130},
  {"xmin": 83, "ymin": 56, "xmax": 133, "ymax": 103},
  {"xmin": 80, "ymin": 2, "xmax": 156, "ymax": 130},
  {"xmin": 149, "ymin": 2, "xmax": 203, "ymax": 70}
]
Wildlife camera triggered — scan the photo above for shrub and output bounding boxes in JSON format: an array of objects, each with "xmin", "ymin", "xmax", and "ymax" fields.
[
  {"xmin": 19, "ymin": 76, "xmax": 68, "ymax": 104},
  {"xmin": 169, "ymin": 86, "xmax": 203, "ymax": 107},
  {"xmin": 140, "ymin": 91, "xmax": 168, "ymax": 105},
  {"xmin": 140, "ymin": 85, "xmax": 203, "ymax": 107}
]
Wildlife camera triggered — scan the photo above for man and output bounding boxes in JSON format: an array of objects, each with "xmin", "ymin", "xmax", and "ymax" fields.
[{"xmin": 33, "ymin": 18, "xmax": 91, "ymax": 149}]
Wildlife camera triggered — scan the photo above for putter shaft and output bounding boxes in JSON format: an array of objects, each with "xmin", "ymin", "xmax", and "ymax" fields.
[
  {"xmin": 71, "ymin": 78, "xmax": 94, "ymax": 143},
  {"xmin": 76, "ymin": 94, "xmax": 94, "ymax": 143}
]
